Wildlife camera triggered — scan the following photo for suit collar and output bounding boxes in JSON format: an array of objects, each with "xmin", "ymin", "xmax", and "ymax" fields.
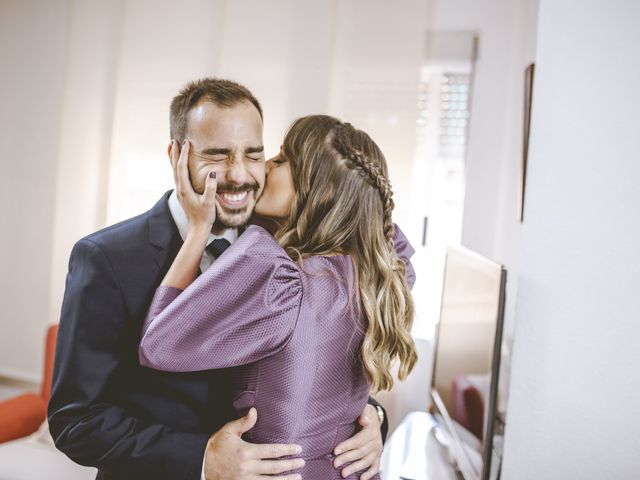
[{"xmin": 147, "ymin": 190, "xmax": 187, "ymax": 271}]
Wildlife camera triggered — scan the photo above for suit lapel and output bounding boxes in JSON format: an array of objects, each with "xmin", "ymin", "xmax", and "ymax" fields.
[{"xmin": 147, "ymin": 190, "xmax": 183, "ymax": 271}]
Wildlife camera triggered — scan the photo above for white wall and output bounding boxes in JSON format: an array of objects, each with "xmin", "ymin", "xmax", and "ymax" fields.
[
  {"xmin": 49, "ymin": 0, "xmax": 124, "ymax": 345},
  {"xmin": 0, "ymin": 0, "xmax": 69, "ymax": 381},
  {"xmin": 502, "ymin": 1, "xmax": 640, "ymax": 478}
]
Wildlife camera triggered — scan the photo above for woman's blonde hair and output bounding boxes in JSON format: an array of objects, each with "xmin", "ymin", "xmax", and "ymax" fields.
[{"xmin": 274, "ymin": 115, "xmax": 417, "ymax": 392}]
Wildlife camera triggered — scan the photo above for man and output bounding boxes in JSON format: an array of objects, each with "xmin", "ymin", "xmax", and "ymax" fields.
[{"xmin": 49, "ymin": 78, "xmax": 387, "ymax": 480}]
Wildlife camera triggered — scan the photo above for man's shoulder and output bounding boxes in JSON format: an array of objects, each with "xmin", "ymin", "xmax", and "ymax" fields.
[
  {"xmin": 77, "ymin": 192, "xmax": 173, "ymax": 254},
  {"xmin": 87, "ymin": 210, "xmax": 149, "ymax": 242}
]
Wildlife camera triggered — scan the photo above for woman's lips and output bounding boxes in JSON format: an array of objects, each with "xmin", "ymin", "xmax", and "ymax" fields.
[{"xmin": 217, "ymin": 190, "xmax": 252, "ymax": 208}]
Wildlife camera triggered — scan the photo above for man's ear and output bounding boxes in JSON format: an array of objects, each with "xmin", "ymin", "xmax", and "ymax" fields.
[{"xmin": 167, "ymin": 141, "xmax": 174, "ymax": 162}]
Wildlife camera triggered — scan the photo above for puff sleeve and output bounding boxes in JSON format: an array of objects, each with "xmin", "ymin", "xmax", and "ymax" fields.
[
  {"xmin": 393, "ymin": 224, "xmax": 416, "ymax": 288},
  {"xmin": 139, "ymin": 226, "xmax": 302, "ymax": 371}
]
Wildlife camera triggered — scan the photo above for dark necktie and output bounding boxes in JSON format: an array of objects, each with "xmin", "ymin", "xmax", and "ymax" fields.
[{"xmin": 206, "ymin": 238, "xmax": 231, "ymax": 259}]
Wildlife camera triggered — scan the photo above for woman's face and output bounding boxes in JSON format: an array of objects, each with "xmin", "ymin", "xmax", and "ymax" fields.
[{"xmin": 255, "ymin": 149, "xmax": 295, "ymax": 219}]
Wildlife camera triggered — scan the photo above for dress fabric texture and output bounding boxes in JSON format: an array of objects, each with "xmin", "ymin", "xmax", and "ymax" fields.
[{"xmin": 139, "ymin": 225, "xmax": 415, "ymax": 479}]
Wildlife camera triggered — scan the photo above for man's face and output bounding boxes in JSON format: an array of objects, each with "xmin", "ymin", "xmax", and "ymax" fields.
[{"xmin": 182, "ymin": 100, "xmax": 265, "ymax": 232}]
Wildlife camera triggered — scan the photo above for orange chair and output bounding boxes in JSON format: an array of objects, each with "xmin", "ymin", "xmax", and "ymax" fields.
[{"xmin": 0, "ymin": 324, "xmax": 58, "ymax": 444}]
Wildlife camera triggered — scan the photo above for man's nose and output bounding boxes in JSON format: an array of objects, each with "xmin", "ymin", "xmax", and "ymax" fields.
[{"xmin": 225, "ymin": 154, "xmax": 250, "ymax": 184}]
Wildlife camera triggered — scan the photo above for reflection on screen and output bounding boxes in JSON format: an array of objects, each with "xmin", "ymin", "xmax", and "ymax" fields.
[{"xmin": 431, "ymin": 246, "xmax": 506, "ymax": 480}]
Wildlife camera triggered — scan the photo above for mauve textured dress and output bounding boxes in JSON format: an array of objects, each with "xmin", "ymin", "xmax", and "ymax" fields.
[{"xmin": 139, "ymin": 225, "xmax": 415, "ymax": 479}]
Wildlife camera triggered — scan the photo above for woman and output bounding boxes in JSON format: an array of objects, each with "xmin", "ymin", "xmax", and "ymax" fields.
[{"xmin": 139, "ymin": 115, "xmax": 417, "ymax": 479}]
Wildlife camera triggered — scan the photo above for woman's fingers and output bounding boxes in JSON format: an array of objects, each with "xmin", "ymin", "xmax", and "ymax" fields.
[
  {"xmin": 253, "ymin": 457, "xmax": 305, "ymax": 475},
  {"xmin": 340, "ymin": 452, "xmax": 376, "ymax": 478},
  {"xmin": 203, "ymin": 171, "xmax": 218, "ymax": 206},
  {"xmin": 176, "ymin": 140, "xmax": 193, "ymax": 200},
  {"xmin": 202, "ymin": 171, "xmax": 218, "ymax": 225},
  {"xmin": 334, "ymin": 444, "xmax": 366, "ymax": 467},
  {"xmin": 360, "ymin": 457, "xmax": 381, "ymax": 480},
  {"xmin": 170, "ymin": 139, "xmax": 215, "ymax": 228}
]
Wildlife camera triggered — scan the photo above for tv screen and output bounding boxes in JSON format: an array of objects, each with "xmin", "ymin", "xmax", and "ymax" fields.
[{"xmin": 430, "ymin": 246, "xmax": 507, "ymax": 480}]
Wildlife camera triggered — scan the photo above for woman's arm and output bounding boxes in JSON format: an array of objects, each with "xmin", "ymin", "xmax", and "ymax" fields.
[
  {"xmin": 139, "ymin": 228, "xmax": 302, "ymax": 371},
  {"xmin": 162, "ymin": 139, "xmax": 218, "ymax": 290},
  {"xmin": 162, "ymin": 225, "xmax": 210, "ymax": 290}
]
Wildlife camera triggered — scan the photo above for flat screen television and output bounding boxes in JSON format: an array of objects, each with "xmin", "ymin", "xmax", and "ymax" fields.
[{"xmin": 430, "ymin": 246, "xmax": 507, "ymax": 480}]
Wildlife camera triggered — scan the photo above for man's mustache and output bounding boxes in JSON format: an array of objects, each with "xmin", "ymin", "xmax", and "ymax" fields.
[{"xmin": 215, "ymin": 182, "xmax": 259, "ymax": 193}]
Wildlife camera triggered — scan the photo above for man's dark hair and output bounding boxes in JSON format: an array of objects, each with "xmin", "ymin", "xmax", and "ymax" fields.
[{"xmin": 169, "ymin": 78, "xmax": 263, "ymax": 141}]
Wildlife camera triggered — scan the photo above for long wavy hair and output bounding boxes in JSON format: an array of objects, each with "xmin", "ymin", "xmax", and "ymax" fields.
[{"xmin": 274, "ymin": 115, "xmax": 417, "ymax": 392}]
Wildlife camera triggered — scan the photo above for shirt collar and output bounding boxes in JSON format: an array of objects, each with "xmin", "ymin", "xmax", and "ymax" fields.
[{"xmin": 168, "ymin": 190, "xmax": 238, "ymax": 245}]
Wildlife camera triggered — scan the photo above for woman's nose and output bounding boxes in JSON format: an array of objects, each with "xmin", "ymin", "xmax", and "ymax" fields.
[{"xmin": 265, "ymin": 158, "xmax": 276, "ymax": 174}]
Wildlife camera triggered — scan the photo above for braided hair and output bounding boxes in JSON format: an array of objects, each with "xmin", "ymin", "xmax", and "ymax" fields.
[
  {"xmin": 332, "ymin": 122, "xmax": 396, "ymax": 244},
  {"xmin": 274, "ymin": 115, "xmax": 417, "ymax": 391}
]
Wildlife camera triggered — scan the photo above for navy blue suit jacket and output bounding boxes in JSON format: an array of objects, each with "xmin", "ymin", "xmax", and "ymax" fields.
[{"xmin": 48, "ymin": 191, "xmax": 237, "ymax": 479}]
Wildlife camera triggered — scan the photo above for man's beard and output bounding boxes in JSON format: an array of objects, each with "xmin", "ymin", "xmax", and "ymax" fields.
[
  {"xmin": 213, "ymin": 181, "xmax": 261, "ymax": 229},
  {"xmin": 214, "ymin": 204, "xmax": 251, "ymax": 229}
]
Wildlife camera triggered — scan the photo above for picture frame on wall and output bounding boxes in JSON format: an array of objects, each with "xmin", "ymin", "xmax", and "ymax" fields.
[{"xmin": 519, "ymin": 63, "xmax": 535, "ymax": 222}]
